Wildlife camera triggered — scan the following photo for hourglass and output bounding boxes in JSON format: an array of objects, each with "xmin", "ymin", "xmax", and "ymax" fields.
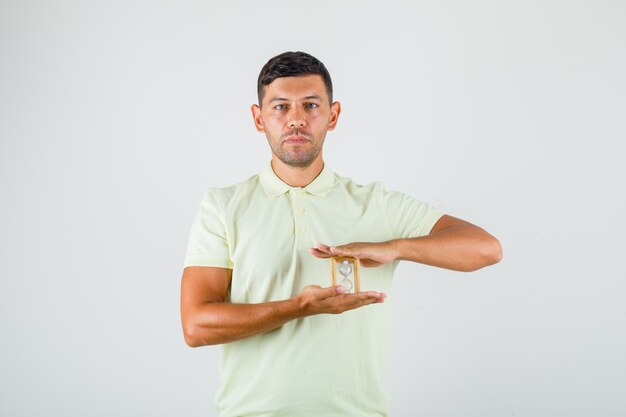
[{"xmin": 331, "ymin": 257, "xmax": 360, "ymax": 293}]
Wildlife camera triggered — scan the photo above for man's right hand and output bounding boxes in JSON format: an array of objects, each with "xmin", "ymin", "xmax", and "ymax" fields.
[{"xmin": 296, "ymin": 284, "xmax": 386, "ymax": 316}]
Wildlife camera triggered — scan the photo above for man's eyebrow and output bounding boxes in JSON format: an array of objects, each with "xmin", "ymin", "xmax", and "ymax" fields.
[{"xmin": 268, "ymin": 95, "xmax": 323, "ymax": 103}]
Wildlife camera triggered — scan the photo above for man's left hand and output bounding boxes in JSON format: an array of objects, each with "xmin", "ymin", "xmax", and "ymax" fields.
[{"xmin": 309, "ymin": 242, "xmax": 397, "ymax": 267}]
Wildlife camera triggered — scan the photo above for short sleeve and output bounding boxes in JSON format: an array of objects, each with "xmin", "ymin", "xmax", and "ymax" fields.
[
  {"xmin": 383, "ymin": 189, "xmax": 445, "ymax": 238},
  {"xmin": 183, "ymin": 189, "xmax": 233, "ymax": 269}
]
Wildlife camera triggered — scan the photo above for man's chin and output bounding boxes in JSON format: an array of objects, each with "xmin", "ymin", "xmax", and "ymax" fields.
[
  {"xmin": 282, "ymin": 159, "xmax": 315, "ymax": 168},
  {"xmin": 277, "ymin": 154, "xmax": 318, "ymax": 168}
]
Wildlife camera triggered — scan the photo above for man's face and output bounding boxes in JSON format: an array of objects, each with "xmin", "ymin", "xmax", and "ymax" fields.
[{"xmin": 252, "ymin": 75, "xmax": 341, "ymax": 168}]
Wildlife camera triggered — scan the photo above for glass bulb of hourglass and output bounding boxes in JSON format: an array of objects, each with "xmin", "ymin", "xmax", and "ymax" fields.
[
  {"xmin": 339, "ymin": 260, "xmax": 354, "ymax": 293},
  {"xmin": 340, "ymin": 277, "xmax": 353, "ymax": 293},
  {"xmin": 339, "ymin": 260, "xmax": 353, "ymax": 277}
]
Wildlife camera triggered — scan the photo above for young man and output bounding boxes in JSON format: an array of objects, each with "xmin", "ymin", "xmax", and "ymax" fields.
[{"xmin": 181, "ymin": 51, "xmax": 502, "ymax": 416}]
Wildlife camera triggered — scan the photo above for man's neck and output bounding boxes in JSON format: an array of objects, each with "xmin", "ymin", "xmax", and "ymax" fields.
[{"xmin": 271, "ymin": 156, "xmax": 324, "ymax": 188}]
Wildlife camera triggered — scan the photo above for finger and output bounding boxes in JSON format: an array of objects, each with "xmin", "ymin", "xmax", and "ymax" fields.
[
  {"xmin": 372, "ymin": 293, "xmax": 386, "ymax": 303},
  {"xmin": 358, "ymin": 291, "xmax": 383, "ymax": 299},
  {"xmin": 323, "ymin": 292, "xmax": 383, "ymax": 313},
  {"xmin": 308, "ymin": 247, "xmax": 332, "ymax": 258},
  {"xmin": 313, "ymin": 285, "xmax": 346, "ymax": 299},
  {"xmin": 346, "ymin": 296, "xmax": 378, "ymax": 309},
  {"xmin": 343, "ymin": 292, "xmax": 383, "ymax": 306},
  {"xmin": 330, "ymin": 245, "xmax": 360, "ymax": 257},
  {"xmin": 314, "ymin": 243, "xmax": 333, "ymax": 253},
  {"xmin": 329, "ymin": 246, "xmax": 346, "ymax": 256}
]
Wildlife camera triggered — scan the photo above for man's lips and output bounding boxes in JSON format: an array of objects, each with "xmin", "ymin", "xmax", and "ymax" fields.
[{"xmin": 284, "ymin": 135, "xmax": 310, "ymax": 144}]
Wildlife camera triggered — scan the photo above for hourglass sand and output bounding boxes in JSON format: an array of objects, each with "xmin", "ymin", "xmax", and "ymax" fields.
[{"xmin": 331, "ymin": 257, "xmax": 360, "ymax": 293}]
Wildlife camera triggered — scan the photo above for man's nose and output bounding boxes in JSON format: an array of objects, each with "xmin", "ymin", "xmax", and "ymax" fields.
[{"xmin": 287, "ymin": 107, "xmax": 306, "ymax": 128}]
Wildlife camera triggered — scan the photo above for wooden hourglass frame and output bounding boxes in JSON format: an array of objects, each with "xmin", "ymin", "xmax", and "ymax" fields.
[{"xmin": 331, "ymin": 256, "xmax": 360, "ymax": 293}]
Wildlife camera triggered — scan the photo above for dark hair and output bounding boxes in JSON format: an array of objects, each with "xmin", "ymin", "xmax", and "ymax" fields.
[{"xmin": 257, "ymin": 51, "xmax": 333, "ymax": 105}]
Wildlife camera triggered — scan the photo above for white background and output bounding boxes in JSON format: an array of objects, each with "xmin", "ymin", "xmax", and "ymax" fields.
[{"xmin": 1, "ymin": 1, "xmax": 625, "ymax": 416}]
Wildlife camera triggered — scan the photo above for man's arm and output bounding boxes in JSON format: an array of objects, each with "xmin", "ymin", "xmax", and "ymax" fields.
[
  {"xmin": 180, "ymin": 266, "xmax": 386, "ymax": 347},
  {"xmin": 309, "ymin": 215, "xmax": 503, "ymax": 272}
]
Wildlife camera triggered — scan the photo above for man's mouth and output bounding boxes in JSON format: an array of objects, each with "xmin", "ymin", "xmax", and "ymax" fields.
[{"xmin": 283, "ymin": 133, "xmax": 310, "ymax": 144}]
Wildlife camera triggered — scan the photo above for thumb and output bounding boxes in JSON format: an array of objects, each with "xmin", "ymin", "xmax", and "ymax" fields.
[
  {"xmin": 323, "ymin": 284, "xmax": 346, "ymax": 298},
  {"xmin": 304, "ymin": 284, "xmax": 346, "ymax": 299}
]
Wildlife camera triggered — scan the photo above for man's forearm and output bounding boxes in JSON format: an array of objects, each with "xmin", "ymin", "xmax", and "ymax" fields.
[
  {"xmin": 394, "ymin": 224, "xmax": 502, "ymax": 272},
  {"xmin": 182, "ymin": 284, "xmax": 385, "ymax": 347},
  {"xmin": 183, "ymin": 299, "xmax": 302, "ymax": 347}
]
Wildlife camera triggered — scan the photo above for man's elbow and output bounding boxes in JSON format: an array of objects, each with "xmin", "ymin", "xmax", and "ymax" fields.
[
  {"xmin": 475, "ymin": 236, "xmax": 503, "ymax": 270},
  {"xmin": 182, "ymin": 321, "xmax": 219, "ymax": 348},
  {"xmin": 182, "ymin": 323, "xmax": 203, "ymax": 348},
  {"xmin": 461, "ymin": 236, "xmax": 503, "ymax": 272},
  {"xmin": 183, "ymin": 333, "xmax": 203, "ymax": 348}
]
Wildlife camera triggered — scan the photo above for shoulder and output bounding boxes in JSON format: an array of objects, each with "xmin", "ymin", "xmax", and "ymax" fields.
[
  {"xmin": 332, "ymin": 171, "xmax": 387, "ymax": 199},
  {"xmin": 331, "ymin": 172, "xmax": 434, "ymax": 212},
  {"xmin": 331, "ymin": 172, "xmax": 404, "ymax": 210},
  {"xmin": 200, "ymin": 174, "xmax": 261, "ymax": 211}
]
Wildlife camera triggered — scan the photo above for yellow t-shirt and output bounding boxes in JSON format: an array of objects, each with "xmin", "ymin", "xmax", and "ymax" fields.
[{"xmin": 184, "ymin": 164, "xmax": 444, "ymax": 417}]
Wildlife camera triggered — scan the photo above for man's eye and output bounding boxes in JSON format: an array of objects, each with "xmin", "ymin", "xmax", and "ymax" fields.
[
  {"xmin": 305, "ymin": 103, "xmax": 318, "ymax": 109},
  {"xmin": 274, "ymin": 104, "xmax": 286, "ymax": 110}
]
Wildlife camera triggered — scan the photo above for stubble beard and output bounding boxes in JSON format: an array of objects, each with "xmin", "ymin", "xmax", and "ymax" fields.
[{"xmin": 268, "ymin": 132, "xmax": 325, "ymax": 168}]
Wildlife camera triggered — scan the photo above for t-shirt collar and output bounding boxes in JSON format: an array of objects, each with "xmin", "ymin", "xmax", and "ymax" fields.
[{"xmin": 259, "ymin": 162, "xmax": 334, "ymax": 197}]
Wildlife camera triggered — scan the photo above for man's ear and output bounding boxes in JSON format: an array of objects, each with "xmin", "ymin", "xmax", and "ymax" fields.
[
  {"xmin": 327, "ymin": 101, "xmax": 341, "ymax": 131},
  {"xmin": 251, "ymin": 104, "xmax": 265, "ymax": 132}
]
